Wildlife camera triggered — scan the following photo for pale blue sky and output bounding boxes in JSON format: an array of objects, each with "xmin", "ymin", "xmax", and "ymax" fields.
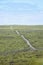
[{"xmin": 0, "ymin": 0, "xmax": 43, "ymax": 25}]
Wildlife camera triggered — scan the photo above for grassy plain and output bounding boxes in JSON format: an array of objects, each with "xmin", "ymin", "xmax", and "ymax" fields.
[
  {"xmin": 20, "ymin": 30, "xmax": 43, "ymax": 49},
  {"xmin": 0, "ymin": 25, "xmax": 43, "ymax": 65}
]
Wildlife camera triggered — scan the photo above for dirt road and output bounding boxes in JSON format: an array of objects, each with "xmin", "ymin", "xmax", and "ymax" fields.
[{"xmin": 16, "ymin": 30, "xmax": 36, "ymax": 50}]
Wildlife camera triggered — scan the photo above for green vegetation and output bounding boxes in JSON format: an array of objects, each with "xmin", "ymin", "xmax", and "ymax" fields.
[
  {"xmin": 20, "ymin": 30, "xmax": 43, "ymax": 49},
  {"xmin": 0, "ymin": 29, "xmax": 28, "ymax": 53},
  {"xmin": 0, "ymin": 25, "xmax": 43, "ymax": 65}
]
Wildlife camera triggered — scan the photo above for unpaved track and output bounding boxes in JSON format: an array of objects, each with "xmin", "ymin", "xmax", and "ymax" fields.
[
  {"xmin": 21, "ymin": 35, "xmax": 36, "ymax": 50},
  {"xmin": 16, "ymin": 30, "xmax": 20, "ymax": 35},
  {"xmin": 16, "ymin": 30, "xmax": 36, "ymax": 50},
  {"xmin": 10, "ymin": 26, "xmax": 13, "ymax": 32}
]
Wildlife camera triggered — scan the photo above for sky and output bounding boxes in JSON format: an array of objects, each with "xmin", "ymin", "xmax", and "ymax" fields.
[{"xmin": 0, "ymin": 0, "xmax": 43, "ymax": 25}]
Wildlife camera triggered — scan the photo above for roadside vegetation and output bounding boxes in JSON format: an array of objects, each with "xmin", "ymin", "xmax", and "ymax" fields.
[{"xmin": 20, "ymin": 30, "xmax": 43, "ymax": 49}]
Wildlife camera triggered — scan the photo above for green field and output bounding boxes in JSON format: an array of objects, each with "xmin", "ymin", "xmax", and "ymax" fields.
[
  {"xmin": 0, "ymin": 25, "xmax": 43, "ymax": 65},
  {"xmin": 20, "ymin": 30, "xmax": 43, "ymax": 49}
]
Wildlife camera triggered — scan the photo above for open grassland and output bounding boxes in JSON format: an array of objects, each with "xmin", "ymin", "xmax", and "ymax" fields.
[
  {"xmin": 20, "ymin": 30, "xmax": 43, "ymax": 49},
  {"xmin": 0, "ymin": 29, "xmax": 28, "ymax": 53},
  {"xmin": 0, "ymin": 50, "xmax": 43, "ymax": 65},
  {"xmin": 0, "ymin": 25, "xmax": 43, "ymax": 30},
  {"xmin": 0, "ymin": 25, "xmax": 43, "ymax": 65}
]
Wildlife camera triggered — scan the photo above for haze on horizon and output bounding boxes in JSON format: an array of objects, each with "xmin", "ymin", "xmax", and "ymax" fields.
[{"xmin": 0, "ymin": 0, "xmax": 43, "ymax": 25}]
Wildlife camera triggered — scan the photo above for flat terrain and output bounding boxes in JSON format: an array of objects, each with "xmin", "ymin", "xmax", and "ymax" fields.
[
  {"xmin": 0, "ymin": 29, "xmax": 28, "ymax": 53},
  {"xmin": 0, "ymin": 25, "xmax": 43, "ymax": 65},
  {"xmin": 20, "ymin": 30, "xmax": 43, "ymax": 49}
]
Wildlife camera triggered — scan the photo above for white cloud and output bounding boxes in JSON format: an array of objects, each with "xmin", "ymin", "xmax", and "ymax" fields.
[{"xmin": 0, "ymin": 12, "xmax": 43, "ymax": 25}]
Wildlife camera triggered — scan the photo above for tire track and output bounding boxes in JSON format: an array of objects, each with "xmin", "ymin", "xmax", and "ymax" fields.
[
  {"xmin": 16, "ymin": 30, "xmax": 36, "ymax": 50},
  {"xmin": 21, "ymin": 35, "xmax": 36, "ymax": 50},
  {"xmin": 0, "ymin": 30, "xmax": 36, "ymax": 56},
  {"xmin": 16, "ymin": 30, "xmax": 20, "ymax": 35}
]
